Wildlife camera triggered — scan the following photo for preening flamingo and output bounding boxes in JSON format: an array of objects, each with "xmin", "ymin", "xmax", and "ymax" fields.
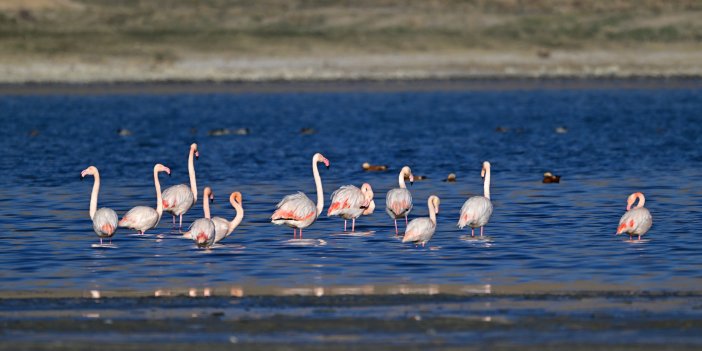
[
  {"xmin": 80, "ymin": 166, "xmax": 118, "ymax": 245},
  {"xmin": 386, "ymin": 166, "xmax": 414, "ymax": 235},
  {"xmin": 162, "ymin": 143, "xmax": 199, "ymax": 231},
  {"xmin": 186, "ymin": 186, "xmax": 216, "ymax": 248},
  {"xmin": 402, "ymin": 195, "xmax": 440, "ymax": 246},
  {"xmin": 212, "ymin": 192, "xmax": 244, "ymax": 244},
  {"xmin": 458, "ymin": 161, "xmax": 494, "ymax": 237},
  {"xmin": 271, "ymin": 153, "xmax": 329, "ymax": 238},
  {"xmin": 328, "ymin": 183, "xmax": 375, "ymax": 232},
  {"xmin": 616, "ymin": 192, "xmax": 652, "ymax": 241},
  {"xmin": 118, "ymin": 164, "xmax": 171, "ymax": 235}
]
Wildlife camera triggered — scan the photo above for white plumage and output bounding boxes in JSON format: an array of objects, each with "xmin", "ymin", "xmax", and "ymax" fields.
[
  {"xmin": 162, "ymin": 143, "xmax": 199, "ymax": 230},
  {"xmin": 81, "ymin": 166, "xmax": 118, "ymax": 245},
  {"xmin": 617, "ymin": 192, "xmax": 652, "ymax": 240},
  {"xmin": 119, "ymin": 164, "xmax": 170, "ymax": 235},
  {"xmin": 189, "ymin": 218, "xmax": 215, "ymax": 248},
  {"xmin": 458, "ymin": 161, "xmax": 493, "ymax": 237},
  {"xmin": 328, "ymin": 183, "xmax": 374, "ymax": 232},
  {"xmin": 403, "ymin": 195, "xmax": 440, "ymax": 246},
  {"xmin": 386, "ymin": 166, "xmax": 414, "ymax": 235},
  {"xmin": 213, "ymin": 192, "xmax": 244, "ymax": 244}
]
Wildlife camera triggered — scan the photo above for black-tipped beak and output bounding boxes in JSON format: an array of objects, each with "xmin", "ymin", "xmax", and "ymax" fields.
[
  {"xmin": 326, "ymin": 165, "xmax": 329, "ymax": 170},
  {"xmin": 196, "ymin": 155, "xmax": 199, "ymax": 160},
  {"xmin": 167, "ymin": 172, "xmax": 171, "ymax": 177},
  {"xmin": 80, "ymin": 175, "xmax": 84, "ymax": 181},
  {"xmin": 210, "ymin": 197, "xmax": 214, "ymax": 204},
  {"xmin": 410, "ymin": 181, "xmax": 414, "ymax": 186}
]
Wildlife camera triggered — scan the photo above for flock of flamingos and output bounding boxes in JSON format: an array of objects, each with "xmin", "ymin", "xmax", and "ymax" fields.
[{"xmin": 81, "ymin": 143, "xmax": 653, "ymax": 248}]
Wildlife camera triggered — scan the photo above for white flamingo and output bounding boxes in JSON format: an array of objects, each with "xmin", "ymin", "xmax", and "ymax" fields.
[
  {"xmin": 386, "ymin": 166, "xmax": 414, "ymax": 235},
  {"xmin": 271, "ymin": 153, "xmax": 330, "ymax": 238},
  {"xmin": 118, "ymin": 164, "xmax": 171, "ymax": 235},
  {"xmin": 212, "ymin": 191, "xmax": 244, "ymax": 244},
  {"xmin": 162, "ymin": 143, "xmax": 199, "ymax": 231},
  {"xmin": 402, "ymin": 195, "xmax": 440, "ymax": 246},
  {"xmin": 617, "ymin": 192, "xmax": 653, "ymax": 241},
  {"xmin": 186, "ymin": 186, "xmax": 216, "ymax": 248},
  {"xmin": 328, "ymin": 183, "xmax": 375, "ymax": 232},
  {"xmin": 458, "ymin": 161, "xmax": 494, "ymax": 237},
  {"xmin": 80, "ymin": 166, "xmax": 118, "ymax": 245}
]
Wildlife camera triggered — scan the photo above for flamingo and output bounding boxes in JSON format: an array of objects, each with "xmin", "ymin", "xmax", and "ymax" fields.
[
  {"xmin": 162, "ymin": 143, "xmax": 199, "ymax": 231},
  {"xmin": 212, "ymin": 192, "xmax": 244, "ymax": 244},
  {"xmin": 458, "ymin": 161, "xmax": 494, "ymax": 237},
  {"xmin": 616, "ymin": 192, "xmax": 653, "ymax": 241},
  {"xmin": 327, "ymin": 183, "xmax": 375, "ymax": 232},
  {"xmin": 118, "ymin": 164, "xmax": 171, "ymax": 235},
  {"xmin": 80, "ymin": 166, "xmax": 118, "ymax": 245},
  {"xmin": 271, "ymin": 153, "xmax": 330, "ymax": 238},
  {"xmin": 386, "ymin": 166, "xmax": 414, "ymax": 236},
  {"xmin": 402, "ymin": 195, "xmax": 440, "ymax": 246},
  {"xmin": 185, "ymin": 186, "xmax": 216, "ymax": 248}
]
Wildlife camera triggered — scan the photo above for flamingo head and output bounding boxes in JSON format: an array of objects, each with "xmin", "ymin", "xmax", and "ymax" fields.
[
  {"xmin": 80, "ymin": 166, "xmax": 98, "ymax": 179},
  {"xmin": 204, "ymin": 187, "xmax": 214, "ymax": 203},
  {"xmin": 191, "ymin": 143, "xmax": 199, "ymax": 159},
  {"xmin": 195, "ymin": 232, "xmax": 209, "ymax": 247},
  {"xmin": 155, "ymin": 164, "xmax": 171, "ymax": 176},
  {"xmin": 626, "ymin": 192, "xmax": 644, "ymax": 211},
  {"xmin": 360, "ymin": 183, "xmax": 375, "ymax": 213},
  {"xmin": 230, "ymin": 192, "xmax": 243, "ymax": 206},
  {"xmin": 430, "ymin": 195, "xmax": 440, "ymax": 214},
  {"xmin": 481, "ymin": 161, "xmax": 491, "ymax": 178},
  {"xmin": 401, "ymin": 166, "xmax": 414, "ymax": 185},
  {"xmin": 315, "ymin": 153, "xmax": 330, "ymax": 169}
]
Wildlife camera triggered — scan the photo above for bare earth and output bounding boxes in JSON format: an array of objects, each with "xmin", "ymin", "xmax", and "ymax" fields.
[{"xmin": 1, "ymin": 0, "xmax": 702, "ymax": 82}]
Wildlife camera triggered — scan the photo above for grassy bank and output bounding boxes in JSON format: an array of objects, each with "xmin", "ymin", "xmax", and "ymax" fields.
[{"xmin": 1, "ymin": 0, "xmax": 702, "ymax": 82}]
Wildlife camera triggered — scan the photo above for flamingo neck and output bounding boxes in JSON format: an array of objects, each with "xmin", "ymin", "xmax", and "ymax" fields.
[
  {"xmin": 313, "ymin": 158, "xmax": 324, "ymax": 216},
  {"xmin": 636, "ymin": 193, "xmax": 645, "ymax": 208},
  {"xmin": 483, "ymin": 168, "xmax": 491, "ymax": 200},
  {"xmin": 203, "ymin": 196, "xmax": 211, "ymax": 219},
  {"xmin": 227, "ymin": 200, "xmax": 244, "ymax": 235},
  {"xmin": 154, "ymin": 169, "xmax": 164, "ymax": 218},
  {"xmin": 188, "ymin": 148, "xmax": 198, "ymax": 203},
  {"xmin": 398, "ymin": 171, "xmax": 407, "ymax": 189},
  {"xmin": 89, "ymin": 171, "xmax": 100, "ymax": 220},
  {"xmin": 428, "ymin": 198, "xmax": 437, "ymax": 225}
]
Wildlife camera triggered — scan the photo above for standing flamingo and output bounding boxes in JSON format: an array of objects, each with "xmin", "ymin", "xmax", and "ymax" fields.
[
  {"xmin": 186, "ymin": 186, "xmax": 216, "ymax": 248},
  {"xmin": 212, "ymin": 192, "xmax": 244, "ymax": 244},
  {"xmin": 271, "ymin": 153, "xmax": 330, "ymax": 238},
  {"xmin": 402, "ymin": 195, "xmax": 440, "ymax": 246},
  {"xmin": 386, "ymin": 166, "xmax": 414, "ymax": 235},
  {"xmin": 162, "ymin": 143, "xmax": 199, "ymax": 231},
  {"xmin": 328, "ymin": 183, "xmax": 375, "ymax": 232},
  {"xmin": 616, "ymin": 192, "xmax": 652, "ymax": 241},
  {"xmin": 118, "ymin": 164, "xmax": 171, "ymax": 235},
  {"xmin": 80, "ymin": 166, "xmax": 118, "ymax": 245},
  {"xmin": 458, "ymin": 161, "xmax": 494, "ymax": 237}
]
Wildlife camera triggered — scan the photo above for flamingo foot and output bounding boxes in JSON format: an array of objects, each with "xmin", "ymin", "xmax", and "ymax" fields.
[
  {"xmin": 405, "ymin": 215, "xmax": 408, "ymax": 226},
  {"xmin": 471, "ymin": 228, "xmax": 475, "ymax": 237},
  {"xmin": 100, "ymin": 238, "xmax": 103, "ymax": 245},
  {"xmin": 179, "ymin": 215, "xmax": 183, "ymax": 232},
  {"xmin": 394, "ymin": 220, "xmax": 399, "ymax": 236},
  {"xmin": 300, "ymin": 228, "xmax": 303, "ymax": 239},
  {"xmin": 344, "ymin": 220, "xmax": 347, "ymax": 232},
  {"xmin": 480, "ymin": 227, "xmax": 484, "ymax": 237},
  {"xmin": 352, "ymin": 218, "xmax": 356, "ymax": 232}
]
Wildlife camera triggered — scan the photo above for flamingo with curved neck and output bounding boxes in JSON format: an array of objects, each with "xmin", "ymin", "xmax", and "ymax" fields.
[
  {"xmin": 118, "ymin": 164, "xmax": 171, "ymax": 235},
  {"xmin": 617, "ymin": 192, "xmax": 653, "ymax": 241},
  {"xmin": 458, "ymin": 161, "xmax": 494, "ymax": 237},
  {"xmin": 328, "ymin": 183, "xmax": 375, "ymax": 232},
  {"xmin": 402, "ymin": 195, "xmax": 440, "ymax": 246},
  {"xmin": 187, "ymin": 186, "xmax": 216, "ymax": 248},
  {"xmin": 162, "ymin": 143, "xmax": 199, "ymax": 231},
  {"xmin": 386, "ymin": 166, "xmax": 414, "ymax": 235},
  {"xmin": 212, "ymin": 192, "xmax": 244, "ymax": 244},
  {"xmin": 81, "ymin": 166, "xmax": 118, "ymax": 245},
  {"xmin": 271, "ymin": 153, "xmax": 329, "ymax": 238}
]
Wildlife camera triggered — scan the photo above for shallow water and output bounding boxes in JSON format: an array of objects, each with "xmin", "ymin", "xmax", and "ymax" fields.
[{"xmin": 2, "ymin": 85, "xmax": 702, "ymax": 297}]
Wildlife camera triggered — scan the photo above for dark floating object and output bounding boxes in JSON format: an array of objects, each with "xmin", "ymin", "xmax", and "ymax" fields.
[
  {"xmin": 495, "ymin": 126, "xmax": 509, "ymax": 133},
  {"xmin": 28, "ymin": 129, "xmax": 40, "ymax": 137},
  {"xmin": 444, "ymin": 173, "xmax": 457, "ymax": 182},
  {"xmin": 555, "ymin": 126, "xmax": 568, "ymax": 134},
  {"xmin": 300, "ymin": 127, "xmax": 316, "ymax": 135},
  {"xmin": 208, "ymin": 128, "xmax": 231, "ymax": 136},
  {"xmin": 116, "ymin": 128, "xmax": 132, "ymax": 136},
  {"xmin": 543, "ymin": 172, "xmax": 561, "ymax": 183},
  {"xmin": 234, "ymin": 128, "xmax": 250, "ymax": 135},
  {"xmin": 362, "ymin": 162, "xmax": 388, "ymax": 172}
]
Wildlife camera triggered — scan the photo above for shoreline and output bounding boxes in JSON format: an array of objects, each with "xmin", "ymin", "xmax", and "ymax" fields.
[{"xmin": 2, "ymin": 77, "xmax": 702, "ymax": 95}]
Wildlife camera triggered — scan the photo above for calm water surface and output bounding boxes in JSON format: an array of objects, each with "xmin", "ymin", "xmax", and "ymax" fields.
[{"xmin": 2, "ymin": 86, "xmax": 702, "ymax": 296}]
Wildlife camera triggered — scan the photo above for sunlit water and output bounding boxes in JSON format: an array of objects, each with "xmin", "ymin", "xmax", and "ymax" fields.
[{"xmin": 2, "ymin": 86, "xmax": 702, "ymax": 297}]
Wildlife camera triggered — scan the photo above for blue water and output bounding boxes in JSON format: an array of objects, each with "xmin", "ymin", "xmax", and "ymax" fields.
[{"xmin": 2, "ymin": 86, "xmax": 702, "ymax": 296}]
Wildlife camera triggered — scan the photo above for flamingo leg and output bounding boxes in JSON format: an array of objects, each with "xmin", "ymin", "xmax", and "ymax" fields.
[
  {"xmin": 471, "ymin": 228, "xmax": 475, "ymax": 237},
  {"xmin": 344, "ymin": 220, "xmax": 347, "ymax": 232},
  {"xmin": 109, "ymin": 237, "xmax": 112, "ymax": 245},
  {"xmin": 100, "ymin": 237, "xmax": 103, "ymax": 245},
  {"xmin": 394, "ymin": 219, "xmax": 399, "ymax": 236},
  {"xmin": 172, "ymin": 215, "xmax": 176, "ymax": 229},
  {"xmin": 300, "ymin": 228, "xmax": 303, "ymax": 239},
  {"xmin": 638, "ymin": 234, "xmax": 641, "ymax": 241},
  {"xmin": 179, "ymin": 215, "xmax": 183, "ymax": 231},
  {"xmin": 405, "ymin": 215, "xmax": 408, "ymax": 226},
  {"xmin": 480, "ymin": 227, "xmax": 484, "ymax": 237},
  {"xmin": 293, "ymin": 228, "xmax": 297, "ymax": 238},
  {"xmin": 352, "ymin": 218, "xmax": 356, "ymax": 232}
]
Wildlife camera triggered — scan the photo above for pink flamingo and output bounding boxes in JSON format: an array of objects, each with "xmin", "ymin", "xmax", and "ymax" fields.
[
  {"xmin": 186, "ymin": 186, "xmax": 216, "ymax": 248},
  {"xmin": 80, "ymin": 166, "xmax": 118, "ymax": 245},
  {"xmin": 386, "ymin": 166, "xmax": 414, "ymax": 235},
  {"xmin": 402, "ymin": 195, "xmax": 440, "ymax": 246},
  {"xmin": 162, "ymin": 143, "xmax": 199, "ymax": 231},
  {"xmin": 118, "ymin": 164, "xmax": 171, "ymax": 235},
  {"xmin": 617, "ymin": 192, "xmax": 652, "ymax": 241},
  {"xmin": 212, "ymin": 192, "xmax": 244, "ymax": 244},
  {"xmin": 271, "ymin": 153, "xmax": 330, "ymax": 238},
  {"xmin": 328, "ymin": 183, "xmax": 375, "ymax": 232},
  {"xmin": 458, "ymin": 161, "xmax": 494, "ymax": 237}
]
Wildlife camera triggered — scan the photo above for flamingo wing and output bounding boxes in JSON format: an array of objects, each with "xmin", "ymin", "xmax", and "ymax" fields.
[
  {"xmin": 402, "ymin": 218, "xmax": 436, "ymax": 244},
  {"xmin": 328, "ymin": 185, "xmax": 364, "ymax": 217},
  {"xmin": 162, "ymin": 184, "xmax": 195, "ymax": 215},
  {"xmin": 92, "ymin": 207, "xmax": 118, "ymax": 237},
  {"xmin": 458, "ymin": 196, "xmax": 493, "ymax": 229},
  {"xmin": 188, "ymin": 218, "xmax": 216, "ymax": 247},
  {"xmin": 271, "ymin": 192, "xmax": 317, "ymax": 222},
  {"xmin": 119, "ymin": 206, "xmax": 159, "ymax": 231},
  {"xmin": 386, "ymin": 188, "xmax": 413, "ymax": 219},
  {"xmin": 212, "ymin": 216, "xmax": 230, "ymax": 243},
  {"xmin": 618, "ymin": 207, "xmax": 652, "ymax": 235}
]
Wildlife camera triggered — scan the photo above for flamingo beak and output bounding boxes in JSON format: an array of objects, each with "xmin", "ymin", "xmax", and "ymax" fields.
[
  {"xmin": 195, "ymin": 151, "xmax": 199, "ymax": 160},
  {"xmin": 210, "ymin": 196, "xmax": 214, "ymax": 204}
]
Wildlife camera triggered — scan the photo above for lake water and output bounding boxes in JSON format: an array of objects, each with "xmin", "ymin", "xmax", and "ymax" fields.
[{"xmin": 2, "ymin": 82, "xmax": 702, "ymax": 297}]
